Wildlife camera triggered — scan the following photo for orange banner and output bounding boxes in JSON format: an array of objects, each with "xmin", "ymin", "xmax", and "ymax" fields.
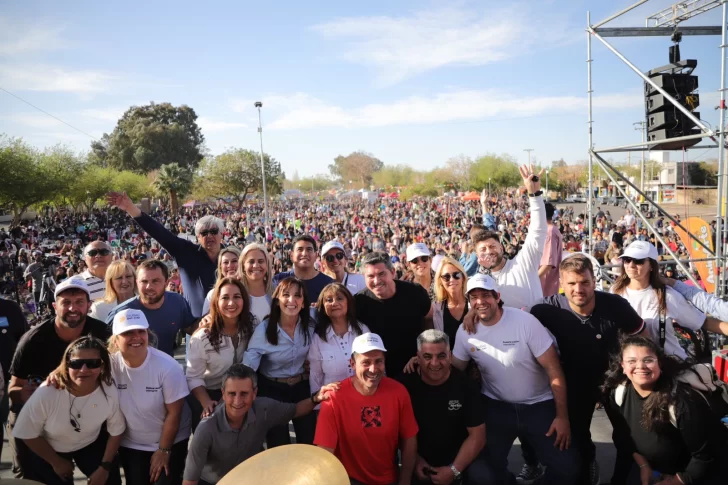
[{"xmin": 673, "ymin": 217, "xmax": 716, "ymax": 293}]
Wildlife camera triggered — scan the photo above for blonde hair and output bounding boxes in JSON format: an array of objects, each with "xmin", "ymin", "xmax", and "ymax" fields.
[
  {"xmin": 103, "ymin": 260, "xmax": 136, "ymax": 304},
  {"xmin": 433, "ymin": 256, "xmax": 468, "ymax": 303},
  {"xmin": 216, "ymin": 246, "xmax": 241, "ymax": 280},
  {"xmin": 107, "ymin": 329, "xmax": 158, "ymax": 354},
  {"xmin": 238, "ymin": 243, "xmax": 273, "ymax": 295}
]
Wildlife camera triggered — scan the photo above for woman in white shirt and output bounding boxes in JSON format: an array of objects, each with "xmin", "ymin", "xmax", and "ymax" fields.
[
  {"xmin": 187, "ymin": 278, "xmax": 256, "ymax": 426},
  {"xmin": 89, "ymin": 260, "xmax": 136, "ymax": 322},
  {"xmin": 109, "ymin": 309, "xmax": 191, "ymax": 485},
  {"xmin": 319, "ymin": 240, "xmax": 367, "ymax": 295},
  {"xmin": 611, "ymin": 241, "xmax": 706, "ymax": 360},
  {"xmin": 13, "ymin": 335, "xmax": 126, "ymax": 485},
  {"xmin": 309, "ymin": 282, "xmax": 368, "ymax": 394},
  {"xmin": 201, "ymin": 247, "xmax": 241, "ymax": 315},
  {"xmin": 238, "ymin": 242, "xmax": 273, "ymax": 322}
]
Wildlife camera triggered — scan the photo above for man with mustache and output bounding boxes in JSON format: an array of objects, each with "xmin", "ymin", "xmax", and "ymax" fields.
[
  {"xmin": 6, "ymin": 277, "xmax": 110, "ymax": 478},
  {"xmin": 315, "ymin": 333, "xmax": 418, "ymax": 485},
  {"xmin": 106, "ymin": 260, "xmax": 199, "ymax": 357}
]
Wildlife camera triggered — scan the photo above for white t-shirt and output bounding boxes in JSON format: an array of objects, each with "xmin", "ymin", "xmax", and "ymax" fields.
[
  {"xmin": 613, "ymin": 286, "xmax": 705, "ymax": 359},
  {"xmin": 342, "ymin": 273, "xmax": 367, "ymax": 295},
  {"xmin": 89, "ymin": 299, "xmax": 117, "ymax": 322},
  {"xmin": 13, "ymin": 383, "xmax": 126, "ymax": 453},
  {"xmin": 453, "ymin": 307, "xmax": 554, "ymax": 405},
  {"xmin": 110, "ymin": 348, "xmax": 191, "ymax": 451}
]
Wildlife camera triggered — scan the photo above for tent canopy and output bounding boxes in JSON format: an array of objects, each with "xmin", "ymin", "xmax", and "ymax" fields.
[{"xmin": 461, "ymin": 192, "xmax": 480, "ymax": 201}]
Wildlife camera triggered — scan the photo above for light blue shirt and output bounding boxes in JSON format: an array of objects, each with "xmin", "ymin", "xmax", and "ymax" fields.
[
  {"xmin": 243, "ymin": 318, "xmax": 314, "ymax": 378},
  {"xmin": 673, "ymin": 280, "xmax": 728, "ymax": 321}
]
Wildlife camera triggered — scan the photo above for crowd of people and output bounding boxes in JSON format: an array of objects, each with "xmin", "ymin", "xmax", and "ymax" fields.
[{"xmin": 0, "ymin": 164, "xmax": 727, "ymax": 485}]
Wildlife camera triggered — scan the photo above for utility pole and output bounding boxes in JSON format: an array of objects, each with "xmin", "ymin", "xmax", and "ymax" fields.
[
  {"xmin": 633, "ymin": 121, "xmax": 647, "ymax": 193},
  {"xmin": 524, "ymin": 149, "xmax": 534, "ymax": 165},
  {"xmin": 255, "ymin": 101, "xmax": 269, "ymax": 227}
]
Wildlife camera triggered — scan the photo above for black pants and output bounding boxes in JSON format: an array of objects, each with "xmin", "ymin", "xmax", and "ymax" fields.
[
  {"xmin": 23, "ymin": 430, "xmax": 121, "ymax": 485},
  {"xmin": 257, "ymin": 375, "xmax": 315, "ymax": 448},
  {"xmin": 6, "ymin": 409, "xmax": 31, "ymax": 478},
  {"xmin": 119, "ymin": 439, "xmax": 188, "ymax": 485}
]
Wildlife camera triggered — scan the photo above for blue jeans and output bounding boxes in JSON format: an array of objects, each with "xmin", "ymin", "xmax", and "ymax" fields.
[{"xmin": 480, "ymin": 397, "xmax": 581, "ymax": 485}]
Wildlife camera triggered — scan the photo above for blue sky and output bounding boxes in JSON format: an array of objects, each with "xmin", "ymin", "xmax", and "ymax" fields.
[{"xmin": 0, "ymin": 0, "xmax": 724, "ymax": 177}]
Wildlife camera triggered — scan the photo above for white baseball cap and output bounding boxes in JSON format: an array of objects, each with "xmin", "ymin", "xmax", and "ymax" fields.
[
  {"xmin": 54, "ymin": 277, "xmax": 91, "ymax": 299},
  {"xmin": 406, "ymin": 243, "xmax": 430, "ymax": 262},
  {"xmin": 466, "ymin": 273, "xmax": 499, "ymax": 294},
  {"xmin": 112, "ymin": 309, "xmax": 150, "ymax": 336},
  {"xmin": 321, "ymin": 240, "xmax": 345, "ymax": 256},
  {"xmin": 351, "ymin": 332, "xmax": 387, "ymax": 355},
  {"xmin": 620, "ymin": 241, "xmax": 658, "ymax": 261}
]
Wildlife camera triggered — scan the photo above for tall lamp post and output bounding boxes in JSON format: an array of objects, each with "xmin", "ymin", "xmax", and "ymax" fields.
[
  {"xmin": 545, "ymin": 169, "xmax": 549, "ymax": 199},
  {"xmin": 524, "ymin": 148, "xmax": 534, "ymax": 165},
  {"xmin": 254, "ymin": 101, "xmax": 269, "ymax": 227},
  {"xmin": 488, "ymin": 177, "xmax": 491, "ymax": 197}
]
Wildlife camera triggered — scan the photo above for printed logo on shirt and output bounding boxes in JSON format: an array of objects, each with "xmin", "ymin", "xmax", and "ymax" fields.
[
  {"xmin": 448, "ymin": 400, "xmax": 462, "ymax": 411},
  {"xmin": 146, "ymin": 385, "xmax": 162, "ymax": 392},
  {"xmin": 502, "ymin": 340, "xmax": 520, "ymax": 346},
  {"xmin": 117, "ymin": 384, "xmax": 127, "ymax": 390},
  {"xmin": 360, "ymin": 406, "xmax": 382, "ymax": 428}
]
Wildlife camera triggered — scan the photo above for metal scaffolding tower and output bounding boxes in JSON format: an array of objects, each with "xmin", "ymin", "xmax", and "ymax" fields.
[{"xmin": 587, "ymin": 0, "xmax": 728, "ymax": 294}]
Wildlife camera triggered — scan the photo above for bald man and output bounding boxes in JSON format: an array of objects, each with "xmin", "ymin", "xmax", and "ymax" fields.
[{"xmin": 81, "ymin": 241, "xmax": 112, "ymax": 301}]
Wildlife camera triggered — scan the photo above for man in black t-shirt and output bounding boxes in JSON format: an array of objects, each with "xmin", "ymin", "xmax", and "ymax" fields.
[
  {"xmin": 6, "ymin": 277, "xmax": 110, "ymax": 478},
  {"xmin": 355, "ymin": 252, "xmax": 432, "ymax": 378},
  {"xmin": 400, "ymin": 330, "xmax": 486, "ymax": 485},
  {"xmin": 0, "ymin": 298, "xmax": 27, "ymax": 470},
  {"xmin": 528, "ymin": 255, "xmax": 646, "ymax": 485}
]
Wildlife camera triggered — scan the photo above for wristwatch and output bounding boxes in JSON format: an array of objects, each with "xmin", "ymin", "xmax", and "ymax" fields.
[
  {"xmin": 528, "ymin": 190, "xmax": 543, "ymax": 197},
  {"xmin": 99, "ymin": 461, "xmax": 113, "ymax": 471},
  {"xmin": 157, "ymin": 447, "xmax": 172, "ymax": 455},
  {"xmin": 450, "ymin": 464, "xmax": 462, "ymax": 479}
]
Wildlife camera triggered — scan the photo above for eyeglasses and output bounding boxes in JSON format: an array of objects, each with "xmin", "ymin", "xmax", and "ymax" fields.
[
  {"xmin": 623, "ymin": 357, "xmax": 657, "ymax": 367},
  {"xmin": 440, "ymin": 272, "xmax": 463, "ymax": 282},
  {"xmin": 622, "ymin": 257, "xmax": 647, "ymax": 266},
  {"xmin": 199, "ymin": 229, "xmax": 219, "ymax": 237},
  {"xmin": 86, "ymin": 249, "xmax": 111, "ymax": 257},
  {"xmin": 68, "ymin": 358, "xmax": 103, "ymax": 370},
  {"xmin": 410, "ymin": 256, "xmax": 430, "ymax": 264},
  {"xmin": 325, "ymin": 252, "xmax": 346, "ymax": 263}
]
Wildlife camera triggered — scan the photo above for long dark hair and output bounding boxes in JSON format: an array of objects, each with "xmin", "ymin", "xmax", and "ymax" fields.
[
  {"xmin": 611, "ymin": 259, "xmax": 666, "ymax": 315},
  {"xmin": 208, "ymin": 277, "xmax": 254, "ymax": 353},
  {"xmin": 314, "ymin": 283, "xmax": 364, "ymax": 342},
  {"xmin": 602, "ymin": 336, "xmax": 694, "ymax": 431},
  {"xmin": 55, "ymin": 335, "xmax": 113, "ymax": 391},
  {"xmin": 266, "ymin": 277, "xmax": 311, "ymax": 346}
]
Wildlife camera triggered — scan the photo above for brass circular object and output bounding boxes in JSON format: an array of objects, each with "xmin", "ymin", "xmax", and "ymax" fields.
[{"xmin": 218, "ymin": 444, "xmax": 349, "ymax": 485}]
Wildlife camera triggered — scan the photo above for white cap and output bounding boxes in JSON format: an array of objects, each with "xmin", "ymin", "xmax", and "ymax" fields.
[
  {"xmin": 112, "ymin": 309, "xmax": 150, "ymax": 336},
  {"xmin": 54, "ymin": 277, "xmax": 91, "ymax": 299},
  {"xmin": 466, "ymin": 273, "xmax": 499, "ymax": 294},
  {"xmin": 620, "ymin": 241, "xmax": 658, "ymax": 261},
  {"xmin": 321, "ymin": 240, "xmax": 345, "ymax": 256},
  {"xmin": 431, "ymin": 254, "xmax": 444, "ymax": 273},
  {"xmin": 406, "ymin": 243, "xmax": 430, "ymax": 262},
  {"xmin": 351, "ymin": 332, "xmax": 387, "ymax": 355}
]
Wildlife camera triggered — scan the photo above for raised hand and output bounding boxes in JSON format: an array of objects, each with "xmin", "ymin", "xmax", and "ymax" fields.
[{"xmin": 518, "ymin": 164, "xmax": 545, "ymax": 195}]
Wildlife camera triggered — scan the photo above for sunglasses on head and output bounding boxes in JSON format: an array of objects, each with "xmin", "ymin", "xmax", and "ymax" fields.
[
  {"xmin": 68, "ymin": 358, "xmax": 103, "ymax": 370},
  {"xmin": 622, "ymin": 257, "xmax": 647, "ymax": 265},
  {"xmin": 410, "ymin": 256, "xmax": 430, "ymax": 264},
  {"xmin": 440, "ymin": 271, "xmax": 463, "ymax": 282},
  {"xmin": 199, "ymin": 229, "xmax": 219, "ymax": 237},
  {"xmin": 86, "ymin": 249, "xmax": 111, "ymax": 257},
  {"xmin": 325, "ymin": 252, "xmax": 346, "ymax": 263}
]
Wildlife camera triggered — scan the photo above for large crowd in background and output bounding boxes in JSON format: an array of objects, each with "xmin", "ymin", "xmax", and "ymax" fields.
[{"xmin": 0, "ymin": 165, "xmax": 727, "ymax": 485}]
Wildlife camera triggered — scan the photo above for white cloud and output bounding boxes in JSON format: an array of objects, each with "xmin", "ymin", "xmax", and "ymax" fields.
[
  {"xmin": 0, "ymin": 17, "xmax": 67, "ymax": 55},
  {"xmin": 0, "ymin": 64, "xmax": 114, "ymax": 96},
  {"xmin": 3, "ymin": 113, "xmax": 68, "ymax": 129},
  {"xmin": 311, "ymin": 6, "xmax": 574, "ymax": 84},
  {"xmin": 197, "ymin": 116, "xmax": 248, "ymax": 133},
  {"xmin": 242, "ymin": 89, "xmax": 643, "ymax": 130},
  {"xmin": 80, "ymin": 108, "xmax": 126, "ymax": 122}
]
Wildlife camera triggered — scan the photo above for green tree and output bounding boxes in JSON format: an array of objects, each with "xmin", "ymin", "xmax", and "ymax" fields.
[
  {"xmin": 469, "ymin": 154, "xmax": 521, "ymax": 190},
  {"xmin": 194, "ymin": 149, "xmax": 284, "ymax": 210},
  {"xmin": 372, "ymin": 164, "xmax": 421, "ymax": 189},
  {"xmin": 112, "ymin": 170, "xmax": 152, "ymax": 201},
  {"xmin": 329, "ymin": 151, "xmax": 384, "ymax": 186},
  {"xmin": 153, "ymin": 163, "xmax": 193, "ymax": 213},
  {"xmin": 0, "ymin": 136, "xmax": 49, "ymax": 225},
  {"xmin": 93, "ymin": 102, "xmax": 204, "ymax": 173}
]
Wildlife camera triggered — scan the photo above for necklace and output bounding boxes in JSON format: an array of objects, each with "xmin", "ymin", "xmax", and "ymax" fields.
[{"xmin": 69, "ymin": 391, "xmax": 92, "ymax": 419}]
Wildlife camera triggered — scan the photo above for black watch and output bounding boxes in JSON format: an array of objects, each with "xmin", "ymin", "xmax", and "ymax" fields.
[
  {"xmin": 99, "ymin": 461, "xmax": 113, "ymax": 471},
  {"xmin": 528, "ymin": 190, "xmax": 543, "ymax": 197}
]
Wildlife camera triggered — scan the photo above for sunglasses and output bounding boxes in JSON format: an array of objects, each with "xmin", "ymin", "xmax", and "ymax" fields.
[
  {"xmin": 325, "ymin": 252, "xmax": 346, "ymax": 263},
  {"xmin": 440, "ymin": 272, "xmax": 463, "ymax": 282},
  {"xmin": 622, "ymin": 257, "xmax": 647, "ymax": 266},
  {"xmin": 410, "ymin": 256, "xmax": 430, "ymax": 264},
  {"xmin": 86, "ymin": 249, "xmax": 111, "ymax": 257},
  {"xmin": 199, "ymin": 229, "xmax": 219, "ymax": 237},
  {"xmin": 68, "ymin": 358, "xmax": 103, "ymax": 370}
]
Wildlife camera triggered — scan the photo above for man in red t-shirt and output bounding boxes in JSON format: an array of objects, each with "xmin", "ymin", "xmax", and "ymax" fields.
[{"xmin": 314, "ymin": 333, "xmax": 418, "ymax": 485}]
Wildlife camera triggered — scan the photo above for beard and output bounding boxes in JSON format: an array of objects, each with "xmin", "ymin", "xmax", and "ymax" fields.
[
  {"xmin": 60, "ymin": 312, "xmax": 86, "ymax": 329},
  {"xmin": 141, "ymin": 292, "xmax": 164, "ymax": 306}
]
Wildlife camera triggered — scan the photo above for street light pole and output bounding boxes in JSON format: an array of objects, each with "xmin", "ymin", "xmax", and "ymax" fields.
[
  {"xmin": 254, "ymin": 101, "xmax": 269, "ymax": 227},
  {"xmin": 634, "ymin": 121, "xmax": 647, "ymax": 193},
  {"xmin": 524, "ymin": 148, "xmax": 534, "ymax": 165},
  {"xmin": 546, "ymin": 170, "xmax": 549, "ymax": 198},
  {"xmin": 488, "ymin": 177, "xmax": 491, "ymax": 197}
]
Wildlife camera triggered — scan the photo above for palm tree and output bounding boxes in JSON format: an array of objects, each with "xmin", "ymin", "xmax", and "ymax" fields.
[{"xmin": 153, "ymin": 163, "xmax": 193, "ymax": 213}]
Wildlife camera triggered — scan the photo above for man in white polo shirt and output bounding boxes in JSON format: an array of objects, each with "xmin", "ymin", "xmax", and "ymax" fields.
[
  {"xmin": 81, "ymin": 241, "xmax": 113, "ymax": 302},
  {"xmin": 319, "ymin": 240, "xmax": 366, "ymax": 295},
  {"xmin": 452, "ymin": 274, "xmax": 579, "ymax": 485}
]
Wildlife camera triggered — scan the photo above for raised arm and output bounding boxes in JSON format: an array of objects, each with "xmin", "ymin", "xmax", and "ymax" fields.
[{"xmin": 515, "ymin": 164, "xmax": 547, "ymax": 272}]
